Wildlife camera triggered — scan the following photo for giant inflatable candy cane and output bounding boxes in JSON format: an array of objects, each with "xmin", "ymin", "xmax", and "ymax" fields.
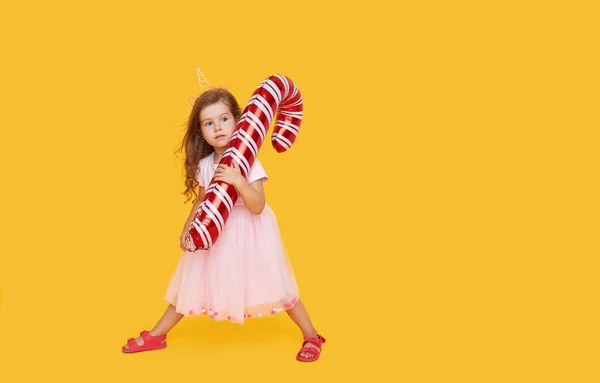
[{"xmin": 186, "ymin": 74, "xmax": 303, "ymax": 251}]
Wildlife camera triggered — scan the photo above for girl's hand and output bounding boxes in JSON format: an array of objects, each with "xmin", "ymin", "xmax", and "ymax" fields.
[
  {"xmin": 180, "ymin": 229, "xmax": 190, "ymax": 251},
  {"xmin": 213, "ymin": 161, "xmax": 245, "ymax": 189}
]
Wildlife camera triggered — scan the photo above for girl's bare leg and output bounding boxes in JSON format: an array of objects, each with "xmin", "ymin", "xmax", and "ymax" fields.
[{"xmin": 286, "ymin": 300, "xmax": 322, "ymax": 358}]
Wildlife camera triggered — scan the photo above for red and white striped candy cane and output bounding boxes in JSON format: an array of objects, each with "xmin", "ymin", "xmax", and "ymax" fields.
[{"xmin": 187, "ymin": 74, "xmax": 303, "ymax": 250}]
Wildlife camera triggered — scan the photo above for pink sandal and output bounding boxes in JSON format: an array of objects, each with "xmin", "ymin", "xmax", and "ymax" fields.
[
  {"xmin": 296, "ymin": 334, "xmax": 326, "ymax": 362},
  {"xmin": 122, "ymin": 330, "xmax": 167, "ymax": 353}
]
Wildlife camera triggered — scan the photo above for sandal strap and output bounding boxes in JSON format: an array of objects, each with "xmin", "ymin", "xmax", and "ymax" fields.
[
  {"xmin": 127, "ymin": 337, "xmax": 141, "ymax": 351},
  {"xmin": 140, "ymin": 330, "xmax": 166, "ymax": 346},
  {"xmin": 298, "ymin": 346, "xmax": 321, "ymax": 357},
  {"xmin": 302, "ymin": 334, "xmax": 325, "ymax": 348}
]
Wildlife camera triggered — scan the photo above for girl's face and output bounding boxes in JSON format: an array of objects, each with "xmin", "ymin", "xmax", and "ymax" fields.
[{"xmin": 199, "ymin": 101, "xmax": 237, "ymax": 150}]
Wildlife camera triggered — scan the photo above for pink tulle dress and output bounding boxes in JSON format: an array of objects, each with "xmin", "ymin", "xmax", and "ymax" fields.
[{"xmin": 164, "ymin": 152, "xmax": 299, "ymax": 324}]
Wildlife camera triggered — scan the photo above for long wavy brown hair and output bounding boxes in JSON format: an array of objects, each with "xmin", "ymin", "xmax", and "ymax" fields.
[{"xmin": 177, "ymin": 87, "xmax": 243, "ymax": 204}]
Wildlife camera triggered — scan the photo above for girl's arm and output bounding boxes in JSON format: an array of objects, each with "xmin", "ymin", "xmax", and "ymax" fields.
[
  {"xmin": 235, "ymin": 180, "xmax": 266, "ymax": 215},
  {"xmin": 179, "ymin": 187, "xmax": 205, "ymax": 251},
  {"xmin": 182, "ymin": 187, "xmax": 205, "ymax": 231},
  {"xmin": 213, "ymin": 162, "xmax": 266, "ymax": 215}
]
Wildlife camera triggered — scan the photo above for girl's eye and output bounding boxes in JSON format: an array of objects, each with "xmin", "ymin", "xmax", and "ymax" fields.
[
  {"xmin": 222, "ymin": 117, "xmax": 228, "ymax": 122},
  {"xmin": 205, "ymin": 122, "xmax": 212, "ymax": 127}
]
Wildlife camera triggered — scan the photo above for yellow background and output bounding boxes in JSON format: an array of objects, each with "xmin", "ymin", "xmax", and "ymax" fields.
[{"xmin": 1, "ymin": 1, "xmax": 598, "ymax": 382}]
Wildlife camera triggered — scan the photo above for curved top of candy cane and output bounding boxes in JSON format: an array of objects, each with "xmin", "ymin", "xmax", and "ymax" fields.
[{"xmin": 238, "ymin": 74, "xmax": 303, "ymax": 156}]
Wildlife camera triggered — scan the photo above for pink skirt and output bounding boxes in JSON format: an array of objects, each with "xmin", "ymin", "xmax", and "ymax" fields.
[{"xmin": 164, "ymin": 204, "xmax": 299, "ymax": 324}]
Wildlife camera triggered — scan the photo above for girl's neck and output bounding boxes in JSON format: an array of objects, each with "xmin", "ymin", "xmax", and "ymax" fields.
[{"xmin": 213, "ymin": 148, "xmax": 225, "ymax": 163}]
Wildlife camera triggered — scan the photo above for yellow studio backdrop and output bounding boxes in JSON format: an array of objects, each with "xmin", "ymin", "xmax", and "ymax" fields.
[{"xmin": 0, "ymin": 1, "xmax": 598, "ymax": 382}]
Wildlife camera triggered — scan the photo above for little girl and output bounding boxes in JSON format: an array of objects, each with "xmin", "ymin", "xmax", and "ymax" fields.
[{"xmin": 122, "ymin": 87, "xmax": 326, "ymax": 362}]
